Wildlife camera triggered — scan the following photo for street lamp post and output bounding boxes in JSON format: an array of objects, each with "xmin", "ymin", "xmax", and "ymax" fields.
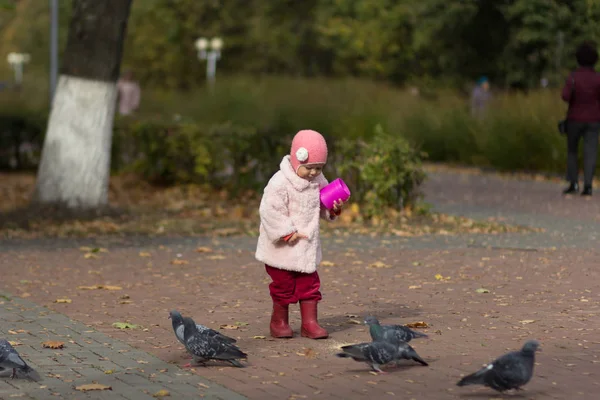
[
  {"xmin": 7, "ymin": 52, "xmax": 31, "ymax": 87},
  {"xmin": 195, "ymin": 37, "xmax": 223, "ymax": 88}
]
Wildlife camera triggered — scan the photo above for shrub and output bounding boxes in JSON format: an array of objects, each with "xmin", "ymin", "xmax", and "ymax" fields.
[
  {"xmin": 112, "ymin": 118, "xmax": 211, "ymax": 184},
  {"xmin": 112, "ymin": 118, "xmax": 290, "ymax": 194},
  {"xmin": 0, "ymin": 100, "xmax": 47, "ymax": 170},
  {"xmin": 481, "ymin": 92, "xmax": 566, "ymax": 174},
  {"xmin": 334, "ymin": 124, "xmax": 426, "ymax": 218}
]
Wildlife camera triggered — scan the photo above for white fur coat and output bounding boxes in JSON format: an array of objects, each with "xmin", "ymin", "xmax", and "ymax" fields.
[{"xmin": 255, "ymin": 156, "xmax": 336, "ymax": 273}]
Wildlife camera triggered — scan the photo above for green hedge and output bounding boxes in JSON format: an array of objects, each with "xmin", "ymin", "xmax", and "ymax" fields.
[
  {"xmin": 111, "ymin": 117, "xmax": 426, "ymax": 213},
  {"xmin": 0, "ymin": 99, "xmax": 47, "ymax": 170}
]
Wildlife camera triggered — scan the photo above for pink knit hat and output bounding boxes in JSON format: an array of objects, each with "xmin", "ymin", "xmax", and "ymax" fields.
[{"xmin": 290, "ymin": 129, "xmax": 328, "ymax": 172}]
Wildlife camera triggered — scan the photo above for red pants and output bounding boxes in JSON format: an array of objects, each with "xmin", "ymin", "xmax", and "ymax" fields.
[{"xmin": 265, "ymin": 265, "xmax": 322, "ymax": 306}]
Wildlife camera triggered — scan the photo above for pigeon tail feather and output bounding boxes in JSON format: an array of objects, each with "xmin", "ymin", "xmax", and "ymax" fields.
[
  {"xmin": 228, "ymin": 359, "xmax": 245, "ymax": 368},
  {"xmin": 407, "ymin": 349, "xmax": 428, "ymax": 366},
  {"xmin": 336, "ymin": 352, "xmax": 362, "ymax": 360},
  {"xmin": 339, "ymin": 345, "xmax": 367, "ymax": 360},
  {"xmin": 225, "ymin": 347, "xmax": 248, "ymax": 359},
  {"xmin": 457, "ymin": 370, "xmax": 486, "ymax": 387}
]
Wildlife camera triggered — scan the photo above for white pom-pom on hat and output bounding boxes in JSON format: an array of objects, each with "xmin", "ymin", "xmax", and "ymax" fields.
[{"xmin": 295, "ymin": 147, "xmax": 309, "ymax": 162}]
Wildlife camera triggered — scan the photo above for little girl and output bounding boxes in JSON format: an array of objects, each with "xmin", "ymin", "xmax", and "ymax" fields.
[{"xmin": 255, "ymin": 129, "xmax": 345, "ymax": 339}]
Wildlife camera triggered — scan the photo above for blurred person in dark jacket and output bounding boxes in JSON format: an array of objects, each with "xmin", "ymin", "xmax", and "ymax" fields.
[{"xmin": 561, "ymin": 41, "xmax": 600, "ymax": 196}]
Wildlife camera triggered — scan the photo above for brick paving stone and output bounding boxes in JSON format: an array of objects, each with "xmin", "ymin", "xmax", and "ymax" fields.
[{"xmin": 0, "ymin": 296, "xmax": 246, "ymax": 399}]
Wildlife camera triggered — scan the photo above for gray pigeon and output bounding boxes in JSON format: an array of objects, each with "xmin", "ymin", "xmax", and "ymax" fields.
[
  {"xmin": 364, "ymin": 316, "xmax": 428, "ymax": 344},
  {"xmin": 336, "ymin": 340, "xmax": 428, "ymax": 373},
  {"xmin": 169, "ymin": 310, "xmax": 236, "ymax": 345},
  {"xmin": 182, "ymin": 317, "xmax": 247, "ymax": 368},
  {"xmin": 457, "ymin": 340, "xmax": 540, "ymax": 392},
  {"xmin": 0, "ymin": 339, "xmax": 42, "ymax": 381}
]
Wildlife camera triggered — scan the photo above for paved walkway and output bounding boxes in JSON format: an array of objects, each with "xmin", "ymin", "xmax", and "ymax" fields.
[
  {"xmin": 0, "ymin": 293, "xmax": 246, "ymax": 399},
  {"xmin": 1, "ymin": 168, "xmax": 600, "ymax": 399}
]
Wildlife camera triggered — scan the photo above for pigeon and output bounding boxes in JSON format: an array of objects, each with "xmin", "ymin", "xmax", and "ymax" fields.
[
  {"xmin": 457, "ymin": 340, "xmax": 540, "ymax": 392},
  {"xmin": 336, "ymin": 340, "xmax": 428, "ymax": 373},
  {"xmin": 0, "ymin": 339, "xmax": 42, "ymax": 381},
  {"xmin": 182, "ymin": 317, "xmax": 247, "ymax": 368},
  {"xmin": 169, "ymin": 310, "xmax": 236, "ymax": 345},
  {"xmin": 364, "ymin": 316, "xmax": 428, "ymax": 344}
]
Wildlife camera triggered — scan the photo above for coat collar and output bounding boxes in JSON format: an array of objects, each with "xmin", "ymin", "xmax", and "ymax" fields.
[{"xmin": 280, "ymin": 155, "xmax": 314, "ymax": 191}]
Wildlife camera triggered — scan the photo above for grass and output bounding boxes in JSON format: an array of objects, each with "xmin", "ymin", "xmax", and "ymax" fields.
[
  {"xmin": 2, "ymin": 73, "xmax": 571, "ymax": 176},
  {"xmin": 138, "ymin": 76, "xmax": 569, "ymax": 175}
]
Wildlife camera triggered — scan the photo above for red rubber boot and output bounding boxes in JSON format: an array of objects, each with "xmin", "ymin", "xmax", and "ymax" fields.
[
  {"xmin": 300, "ymin": 301, "xmax": 328, "ymax": 339},
  {"xmin": 270, "ymin": 303, "xmax": 293, "ymax": 338}
]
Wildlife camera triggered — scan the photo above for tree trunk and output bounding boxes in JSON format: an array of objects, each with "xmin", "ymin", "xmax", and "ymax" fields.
[{"xmin": 33, "ymin": 0, "xmax": 133, "ymax": 209}]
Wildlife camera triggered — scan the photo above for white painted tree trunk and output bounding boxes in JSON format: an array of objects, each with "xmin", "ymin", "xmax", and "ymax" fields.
[{"xmin": 34, "ymin": 75, "xmax": 117, "ymax": 209}]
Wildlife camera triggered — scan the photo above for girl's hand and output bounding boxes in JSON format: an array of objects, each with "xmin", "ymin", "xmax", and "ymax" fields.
[
  {"xmin": 288, "ymin": 232, "xmax": 308, "ymax": 244},
  {"xmin": 332, "ymin": 198, "xmax": 347, "ymax": 214}
]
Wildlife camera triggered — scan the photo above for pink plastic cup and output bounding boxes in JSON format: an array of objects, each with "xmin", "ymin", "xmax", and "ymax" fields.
[{"xmin": 320, "ymin": 178, "xmax": 351, "ymax": 209}]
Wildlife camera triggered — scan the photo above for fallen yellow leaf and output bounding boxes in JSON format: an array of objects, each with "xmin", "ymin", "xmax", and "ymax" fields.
[
  {"xmin": 212, "ymin": 228, "xmax": 240, "ymax": 237},
  {"xmin": 139, "ymin": 252, "xmax": 151, "ymax": 257},
  {"xmin": 79, "ymin": 247, "xmax": 108, "ymax": 253},
  {"xmin": 170, "ymin": 259, "xmax": 189, "ymax": 265},
  {"xmin": 195, "ymin": 247, "xmax": 213, "ymax": 253},
  {"xmin": 368, "ymin": 261, "xmax": 391, "ymax": 269},
  {"xmin": 77, "ymin": 285, "xmax": 122, "ymax": 291},
  {"xmin": 54, "ymin": 298, "xmax": 72, "ymax": 304},
  {"xmin": 519, "ymin": 320, "xmax": 536, "ymax": 325},
  {"xmin": 219, "ymin": 324, "xmax": 239, "ymax": 330},
  {"xmin": 42, "ymin": 341, "xmax": 65, "ymax": 349},
  {"xmin": 112, "ymin": 322, "xmax": 141, "ymax": 330},
  {"xmin": 252, "ymin": 336, "xmax": 266, "ymax": 340},
  {"xmin": 434, "ymin": 273, "xmax": 451, "ymax": 281},
  {"xmin": 153, "ymin": 390, "xmax": 170, "ymax": 398},
  {"xmin": 321, "ymin": 261, "xmax": 336, "ymax": 267},
  {"xmin": 405, "ymin": 321, "xmax": 429, "ymax": 329},
  {"xmin": 75, "ymin": 383, "xmax": 112, "ymax": 392},
  {"xmin": 296, "ymin": 348, "xmax": 317, "ymax": 359},
  {"xmin": 207, "ymin": 255, "xmax": 226, "ymax": 260}
]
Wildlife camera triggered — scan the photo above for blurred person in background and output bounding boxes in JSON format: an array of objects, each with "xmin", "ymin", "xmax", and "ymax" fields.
[
  {"xmin": 470, "ymin": 76, "xmax": 492, "ymax": 118},
  {"xmin": 561, "ymin": 41, "xmax": 600, "ymax": 196},
  {"xmin": 117, "ymin": 69, "xmax": 141, "ymax": 116}
]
